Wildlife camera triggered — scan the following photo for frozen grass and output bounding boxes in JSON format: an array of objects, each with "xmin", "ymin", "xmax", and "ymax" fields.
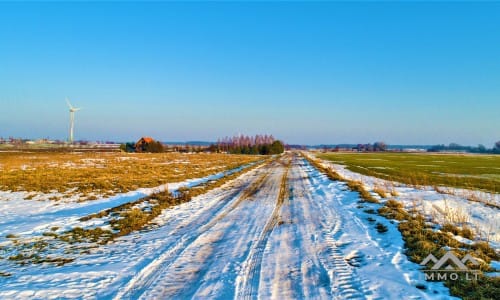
[
  {"xmin": 318, "ymin": 152, "xmax": 500, "ymax": 193},
  {"xmin": 378, "ymin": 199, "xmax": 500, "ymax": 299},
  {"xmin": 0, "ymin": 152, "xmax": 260, "ymax": 200}
]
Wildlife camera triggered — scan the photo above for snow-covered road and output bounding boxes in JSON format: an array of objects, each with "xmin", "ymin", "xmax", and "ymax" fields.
[{"xmin": 0, "ymin": 154, "xmax": 455, "ymax": 299}]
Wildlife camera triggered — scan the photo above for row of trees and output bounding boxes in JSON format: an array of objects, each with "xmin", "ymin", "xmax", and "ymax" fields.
[
  {"xmin": 209, "ymin": 134, "xmax": 285, "ymax": 155},
  {"xmin": 353, "ymin": 142, "xmax": 388, "ymax": 152},
  {"xmin": 119, "ymin": 134, "xmax": 285, "ymax": 155},
  {"xmin": 217, "ymin": 134, "xmax": 277, "ymax": 149},
  {"xmin": 428, "ymin": 141, "xmax": 500, "ymax": 154}
]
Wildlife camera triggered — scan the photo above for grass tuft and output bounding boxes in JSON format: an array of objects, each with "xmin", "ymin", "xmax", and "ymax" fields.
[{"xmin": 375, "ymin": 222, "xmax": 388, "ymax": 233}]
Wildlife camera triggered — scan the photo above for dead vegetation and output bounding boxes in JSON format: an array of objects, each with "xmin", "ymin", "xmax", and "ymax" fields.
[
  {"xmin": 3, "ymin": 237, "xmax": 76, "ymax": 267},
  {"xmin": 373, "ymin": 185, "xmax": 388, "ymax": 198},
  {"xmin": 57, "ymin": 157, "xmax": 269, "ymax": 243},
  {"xmin": 1, "ymin": 158, "xmax": 269, "ymax": 269},
  {"xmin": 0, "ymin": 152, "xmax": 260, "ymax": 200},
  {"xmin": 378, "ymin": 199, "xmax": 499, "ymax": 299}
]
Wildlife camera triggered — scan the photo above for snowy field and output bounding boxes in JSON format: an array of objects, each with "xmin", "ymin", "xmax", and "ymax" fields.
[
  {"xmin": 315, "ymin": 156, "xmax": 500, "ymax": 248},
  {"xmin": 0, "ymin": 152, "xmax": 497, "ymax": 298}
]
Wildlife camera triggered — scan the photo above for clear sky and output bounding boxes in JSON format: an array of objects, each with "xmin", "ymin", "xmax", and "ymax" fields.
[{"xmin": 1, "ymin": 1, "xmax": 499, "ymax": 146}]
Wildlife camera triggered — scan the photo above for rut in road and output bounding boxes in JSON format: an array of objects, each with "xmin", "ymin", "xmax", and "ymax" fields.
[
  {"xmin": 255, "ymin": 155, "xmax": 367, "ymax": 299},
  {"xmin": 114, "ymin": 161, "xmax": 274, "ymax": 299},
  {"xmin": 117, "ymin": 154, "xmax": 368, "ymax": 299},
  {"xmin": 137, "ymin": 158, "xmax": 288, "ymax": 299},
  {"xmin": 301, "ymin": 159, "xmax": 367, "ymax": 299},
  {"xmin": 235, "ymin": 158, "xmax": 291, "ymax": 300}
]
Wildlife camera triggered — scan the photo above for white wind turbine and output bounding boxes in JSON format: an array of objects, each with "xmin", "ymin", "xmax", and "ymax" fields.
[{"xmin": 66, "ymin": 98, "xmax": 82, "ymax": 143}]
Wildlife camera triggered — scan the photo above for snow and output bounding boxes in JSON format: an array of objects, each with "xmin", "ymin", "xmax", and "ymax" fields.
[
  {"xmin": 0, "ymin": 154, "xmax": 490, "ymax": 298},
  {"xmin": 313, "ymin": 157, "xmax": 500, "ymax": 247},
  {"xmin": 0, "ymin": 162, "xmax": 253, "ymax": 243}
]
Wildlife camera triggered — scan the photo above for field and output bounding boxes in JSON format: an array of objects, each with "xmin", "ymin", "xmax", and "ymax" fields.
[
  {"xmin": 317, "ymin": 152, "xmax": 500, "ymax": 194},
  {"xmin": 0, "ymin": 152, "xmax": 260, "ymax": 201},
  {"xmin": 0, "ymin": 151, "xmax": 498, "ymax": 299}
]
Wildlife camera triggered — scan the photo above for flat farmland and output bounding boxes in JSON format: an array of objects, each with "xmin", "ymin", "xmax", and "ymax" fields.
[
  {"xmin": 0, "ymin": 152, "xmax": 260, "ymax": 201},
  {"xmin": 1, "ymin": 153, "xmax": 462, "ymax": 299},
  {"xmin": 317, "ymin": 152, "xmax": 500, "ymax": 193}
]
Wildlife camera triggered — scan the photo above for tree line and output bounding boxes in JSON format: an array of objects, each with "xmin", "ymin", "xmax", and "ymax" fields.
[
  {"xmin": 208, "ymin": 134, "xmax": 285, "ymax": 155},
  {"xmin": 119, "ymin": 134, "xmax": 285, "ymax": 155},
  {"xmin": 428, "ymin": 141, "xmax": 500, "ymax": 154},
  {"xmin": 352, "ymin": 142, "xmax": 388, "ymax": 152}
]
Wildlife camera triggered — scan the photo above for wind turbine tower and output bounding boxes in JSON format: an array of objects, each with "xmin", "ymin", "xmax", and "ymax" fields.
[{"xmin": 66, "ymin": 98, "xmax": 82, "ymax": 143}]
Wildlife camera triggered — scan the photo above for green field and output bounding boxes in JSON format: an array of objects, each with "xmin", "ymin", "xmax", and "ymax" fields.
[{"xmin": 317, "ymin": 152, "xmax": 500, "ymax": 194}]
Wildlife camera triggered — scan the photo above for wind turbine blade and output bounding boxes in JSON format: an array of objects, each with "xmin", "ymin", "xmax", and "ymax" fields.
[{"xmin": 66, "ymin": 97, "xmax": 74, "ymax": 109}]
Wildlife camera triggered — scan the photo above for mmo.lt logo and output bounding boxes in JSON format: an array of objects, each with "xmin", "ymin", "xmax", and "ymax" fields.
[{"xmin": 420, "ymin": 251, "xmax": 480, "ymax": 281}]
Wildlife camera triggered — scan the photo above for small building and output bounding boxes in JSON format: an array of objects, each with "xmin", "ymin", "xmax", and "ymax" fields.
[{"xmin": 135, "ymin": 137, "xmax": 155, "ymax": 152}]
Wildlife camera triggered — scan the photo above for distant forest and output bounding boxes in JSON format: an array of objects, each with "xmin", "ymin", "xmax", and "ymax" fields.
[
  {"xmin": 209, "ymin": 134, "xmax": 285, "ymax": 155},
  {"xmin": 428, "ymin": 141, "xmax": 500, "ymax": 154},
  {"xmin": 314, "ymin": 141, "xmax": 500, "ymax": 154}
]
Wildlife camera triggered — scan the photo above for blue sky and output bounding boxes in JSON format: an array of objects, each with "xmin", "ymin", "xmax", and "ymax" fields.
[{"xmin": 1, "ymin": 1, "xmax": 499, "ymax": 146}]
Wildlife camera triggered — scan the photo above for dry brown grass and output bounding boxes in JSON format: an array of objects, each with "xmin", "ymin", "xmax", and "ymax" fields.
[
  {"xmin": 373, "ymin": 185, "xmax": 388, "ymax": 198},
  {"xmin": 2, "ymin": 158, "xmax": 270, "ymax": 267},
  {"xmin": 382, "ymin": 201, "xmax": 500, "ymax": 299},
  {"xmin": 0, "ymin": 152, "xmax": 260, "ymax": 200}
]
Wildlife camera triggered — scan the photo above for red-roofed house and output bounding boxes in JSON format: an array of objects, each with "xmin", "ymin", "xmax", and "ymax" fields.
[{"xmin": 135, "ymin": 137, "xmax": 155, "ymax": 152}]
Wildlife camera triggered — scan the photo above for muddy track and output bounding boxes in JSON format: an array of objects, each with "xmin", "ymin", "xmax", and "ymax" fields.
[{"xmin": 113, "ymin": 160, "xmax": 275, "ymax": 299}]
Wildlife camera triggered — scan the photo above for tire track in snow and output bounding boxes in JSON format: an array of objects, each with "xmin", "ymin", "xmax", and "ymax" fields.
[
  {"xmin": 289, "ymin": 160, "xmax": 333, "ymax": 299},
  {"xmin": 235, "ymin": 158, "xmax": 290, "ymax": 300},
  {"xmin": 299, "ymin": 158, "xmax": 367, "ymax": 299},
  {"xmin": 138, "ymin": 172, "xmax": 272, "ymax": 299},
  {"xmin": 138, "ymin": 158, "xmax": 289, "ymax": 299},
  {"xmin": 113, "ymin": 163, "xmax": 273, "ymax": 299}
]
